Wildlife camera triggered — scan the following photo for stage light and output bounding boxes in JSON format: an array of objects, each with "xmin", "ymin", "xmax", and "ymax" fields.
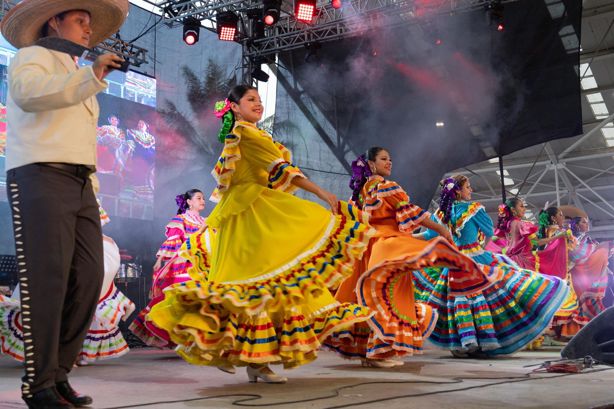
[
  {"xmin": 251, "ymin": 57, "xmax": 270, "ymax": 82},
  {"xmin": 295, "ymin": 0, "xmax": 316, "ymax": 23},
  {"xmin": 332, "ymin": 0, "xmax": 342, "ymax": 9},
  {"xmin": 263, "ymin": 0, "xmax": 281, "ymax": 26},
  {"xmin": 216, "ymin": 11, "xmax": 239, "ymax": 42},
  {"xmin": 487, "ymin": 0, "xmax": 504, "ymax": 32},
  {"xmin": 182, "ymin": 17, "xmax": 200, "ymax": 45},
  {"xmin": 252, "ymin": 66, "xmax": 270, "ymax": 82},
  {"xmin": 436, "ymin": 121, "xmax": 445, "ymax": 127}
]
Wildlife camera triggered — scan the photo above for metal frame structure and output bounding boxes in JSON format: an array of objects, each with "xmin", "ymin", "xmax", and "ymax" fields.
[
  {"xmin": 144, "ymin": 0, "xmax": 518, "ymax": 80},
  {"xmin": 96, "ymin": 36, "xmax": 150, "ymax": 69},
  {"xmin": 449, "ymin": 124, "xmax": 614, "ymax": 239}
]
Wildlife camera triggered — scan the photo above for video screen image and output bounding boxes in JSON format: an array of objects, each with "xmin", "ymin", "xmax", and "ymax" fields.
[{"xmin": 0, "ymin": 37, "xmax": 157, "ymax": 220}]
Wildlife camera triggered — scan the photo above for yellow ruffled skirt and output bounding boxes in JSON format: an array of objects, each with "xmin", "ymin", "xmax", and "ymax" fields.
[{"xmin": 149, "ymin": 186, "xmax": 374, "ymax": 368}]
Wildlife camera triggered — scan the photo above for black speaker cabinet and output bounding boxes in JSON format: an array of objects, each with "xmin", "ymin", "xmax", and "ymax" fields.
[{"xmin": 561, "ymin": 307, "xmax": 614, "ymax": 364}]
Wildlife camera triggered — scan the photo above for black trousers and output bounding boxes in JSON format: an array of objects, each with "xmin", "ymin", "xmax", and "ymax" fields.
[{"xmin": 6, "ymin": 163, "xmax": 103, "ymax": 397}]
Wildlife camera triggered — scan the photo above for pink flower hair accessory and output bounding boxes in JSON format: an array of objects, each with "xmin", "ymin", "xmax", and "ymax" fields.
[{"xmin": 214, "ymin": 99, "xmax": 231, "ymax": 119}]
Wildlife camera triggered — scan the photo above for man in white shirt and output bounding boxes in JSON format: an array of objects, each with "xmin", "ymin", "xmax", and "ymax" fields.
[{"xmin": 1, "ymin": 1, "xmax": 129, "ymax": 407}]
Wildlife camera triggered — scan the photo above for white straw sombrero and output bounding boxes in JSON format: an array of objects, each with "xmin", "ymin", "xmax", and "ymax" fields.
[{"xmin": 1, "ymin": 0, "xmax": 129, "ymax": 49}]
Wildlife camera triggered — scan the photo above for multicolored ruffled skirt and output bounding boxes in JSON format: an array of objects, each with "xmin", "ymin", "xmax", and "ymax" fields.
[
  {"xmin": 0, "ymin": 285, "xmax": 134, "ymax": 363},
  {"xmin": 79, "ymin": 283, "xmax": 134, "ymax": 363},
  {"xmin": 148, "ymin": 192, "xmax": 375, "ymax": 369},
  {"xmin": 0, "ymin": 294, "xmax": 23, "ymax": 361},
  {"xmin": 414, "ymin": 254, "xmax": 569, "ymax": 355},
  {"xmin": 324, "ymin": 234, "xmax": 499, "ymax": 360},
  {"xmin": 129, "ymin": 255, "xmax": 195, "ymax": 348}
]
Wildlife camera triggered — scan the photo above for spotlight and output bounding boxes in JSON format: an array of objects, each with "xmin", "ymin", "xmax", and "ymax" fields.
[
  {"xmin": 216, "ymin": 11, "xmax": 239, "ymax": 42},
  {"xmin": 487, "ymin": 0, "xmax": 504, "ymax": 32},
  {"xmin": 251, "ymin": 58, "xmax": 270, "ymax": 82},
  {"xmin": 263, "ymin": 0, "xmax": 281, "ymax": 26},
  {"xmin": 304, "ymin": 41, "xmax": 321, "ymax": 62},
  {"xmin": 253, "ymin": 19, "xmax": 265, "ymax": 39},
  {"xmin": 331, "ymin": 0, "xmax": 342, "ymax": 9},
  {"xmin": 182, "ymin": 17, "xmax": 200, "ymax": 45},
  {"xmin": 295, "ymin": 0, "xmax": 316, "ymax": 23}
]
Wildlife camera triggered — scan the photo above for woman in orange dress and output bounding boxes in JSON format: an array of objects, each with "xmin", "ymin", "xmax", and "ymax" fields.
[{"xmin": 325, "ymin": 147, "xmax": 501, "ymax": 367}]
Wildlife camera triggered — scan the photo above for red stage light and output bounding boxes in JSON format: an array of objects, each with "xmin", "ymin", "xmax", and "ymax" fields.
[
  {"xmin": 217, "ymin": 11, "xmax": 239, "ymax": 42},
  {"xmin": 219, "ymin": 26, "xmax": 236, "ymax": 41},
  {"xmin": 497, "ymin": 23, "xmax": 504, "ymax": 31},
  {"xmin": 435, "ymin": 38, "xmax": 442, "ymax": 45},
  {"xmin": 332, "ymin": 0, "xmax": 342, "ymax": 9},
  {"xmin": 263, "ymin": 0, "xmax": 281, "ymax": 26},
  {"xmin": 264, "ymin": 14, "xmax": 275, "ymax": 25},
  {"xmin": 295, "ymin": 0, "xmax": 316, "ymax": 23},
  {"xmin": 182, "ymin": 17, "xmax": 200, "ymax": 46},
  {"xmin": 184, "ymin": 33, "xmax": 197, "ymax": 45}
]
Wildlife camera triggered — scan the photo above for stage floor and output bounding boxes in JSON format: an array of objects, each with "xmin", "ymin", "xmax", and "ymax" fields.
[{"xmin": 0, "ymin": 348, "xmax": 612, "ymax": 408}]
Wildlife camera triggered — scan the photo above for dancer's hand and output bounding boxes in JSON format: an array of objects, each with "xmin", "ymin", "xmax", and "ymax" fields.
[
  {"xmin": 317, "ymin": 188, "xmax": 339, "ymax": 214},
  {"xmin": 196, "ymin": 224, "xmax": 207, "ymax": 235},
  {"xmin": 93, "ymin": 53, "xmax": 125, "ymax": 80},
  {"xmin": 441, "ymin": 229, "xmax": 454, "ymax": 244}
]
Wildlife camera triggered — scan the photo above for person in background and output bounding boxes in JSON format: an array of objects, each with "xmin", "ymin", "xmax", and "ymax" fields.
[{"xmin": 129, "ymin": 189, "xmax": 206, "ymax": 347}]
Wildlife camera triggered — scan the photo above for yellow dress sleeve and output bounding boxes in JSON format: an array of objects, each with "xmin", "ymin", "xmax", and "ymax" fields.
[{"xmin": 237, "ymin": 122, "xmax": 306, "ymax": 193}]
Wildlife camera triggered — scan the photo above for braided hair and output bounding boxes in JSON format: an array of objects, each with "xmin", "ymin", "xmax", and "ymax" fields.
[
  {"xmin": 349, "ymin": 147, "xmax": 386, "ymax": 207},
  {"xmin": 175, "ymin": 189, "xmax": 203, "ymax": 214},
  {"xmin": 216, "ymin": 85, "xmax": 258, "ymax": 143}
]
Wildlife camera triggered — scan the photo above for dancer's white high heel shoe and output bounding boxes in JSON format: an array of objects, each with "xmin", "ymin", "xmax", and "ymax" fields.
[{"xmin": 246, "ymin": 365, "xmax": 287, "ymax": 383}]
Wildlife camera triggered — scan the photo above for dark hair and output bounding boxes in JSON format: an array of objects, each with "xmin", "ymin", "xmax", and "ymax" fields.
[
  {"xmin": 175, "ymin": 189, "xmax": 203, "ymax": 214},
  {"xmin": 349, "ymin": 147, "xmax": 387, "ymax": 206},
  {"xmin": 217, "ymin": 84, "xmax": 258, "ymax": 143},
  {"xmin": 495, "ymin": 197, "xmax": 523, "ymax": 234},
  {"xmin": 42, "ymin": 10, "xmax": 90, "ymax": 37},
  {"xmin": 537, "ymin": 206, "xmax": 559, "ymax": 239},
  {"xmin": 438, "ymin": 174, "xmax": 469, "ymax": 229},
  {"xmin": 569, "ymin": 216, "xmax": 583, "ymax": 237}
]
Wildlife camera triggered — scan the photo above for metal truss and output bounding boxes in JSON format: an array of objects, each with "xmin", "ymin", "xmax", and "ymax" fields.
[
  {"xmin": 149, "ymin": 0, "xmax": 518, "ymax": 78},
  {"xmin": 96, "ymin": 36, "xmax": 150, "ymax": 68},
  {"xmin": 448, "ymin": 114, "xmax": 614, "ymax": 239},
  {"xmin": 246, "ymin": 0, "xmax": 518, "ymax": 58}
]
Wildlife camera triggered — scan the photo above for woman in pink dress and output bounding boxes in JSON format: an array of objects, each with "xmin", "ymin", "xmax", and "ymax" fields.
[
  {"xmin": 568, "ymin": 217, "xmax": 612, "ymax": 321},
  {"xmin": 488, "ymin": 198, "xmax": 566, "ymax": 269},
  {"xmin": 129, "ymin": 189, "xmax": 206, "ymax": 347},
  {"xmin": 536, "ymin": 207, "xmax": 582, "ymax": 339}
]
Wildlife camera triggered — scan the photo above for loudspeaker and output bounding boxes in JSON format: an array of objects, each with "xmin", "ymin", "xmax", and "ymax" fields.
[{"xmin": 561, "ymin": 307, "xmax": 614, "ymax": 364}]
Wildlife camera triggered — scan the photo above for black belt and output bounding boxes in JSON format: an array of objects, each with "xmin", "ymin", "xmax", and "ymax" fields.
[{"xmin": 38, "ymin": 163, "xmax": 96, "ymax": 179}]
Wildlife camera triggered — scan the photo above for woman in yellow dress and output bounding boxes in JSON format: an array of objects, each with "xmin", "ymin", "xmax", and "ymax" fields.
[{"xmin": 149, "ymin": 85, "xmax": 374, "ymax": 383}]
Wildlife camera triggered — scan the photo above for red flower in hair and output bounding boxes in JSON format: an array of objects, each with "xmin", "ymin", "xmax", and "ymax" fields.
[{"xmin": 498, "ymin": 203, "xmax": 508, "ymax": 217}]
